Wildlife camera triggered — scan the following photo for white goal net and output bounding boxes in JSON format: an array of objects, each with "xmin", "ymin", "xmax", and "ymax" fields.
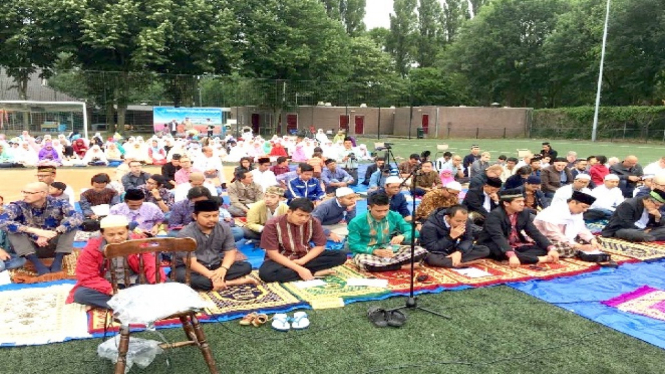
[{"xmin": 0, "ymin": 101, "xmax": 88, "ymax": 139}]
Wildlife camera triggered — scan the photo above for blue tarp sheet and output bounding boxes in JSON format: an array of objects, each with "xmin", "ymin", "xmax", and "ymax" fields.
[{"xmin": 510, "ymin": 260, "xmax": 665, "ymax": 349}]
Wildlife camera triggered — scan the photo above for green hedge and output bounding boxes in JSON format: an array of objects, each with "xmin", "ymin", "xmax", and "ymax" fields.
[{"xmin": 532, "ymin": 106, "xmax": 665, "ymax": 140}]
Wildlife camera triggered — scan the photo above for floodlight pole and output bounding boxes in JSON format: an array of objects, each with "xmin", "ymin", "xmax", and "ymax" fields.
[{"xmin": 591, "ymin": 0, "xmax": 611, "ymax": 142}]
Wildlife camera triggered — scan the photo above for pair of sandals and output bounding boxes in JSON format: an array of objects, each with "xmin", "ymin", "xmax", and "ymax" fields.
[
  {"xmin": 271, "ymin": 312, "xmax": 310, "ymax": 331},
  {"xmin": 367, "ymin": 306, "xmax": 407, "ymax": 328},
  {"xmin": 239, "ymin": 312, "xmax": 269, "ymax": 327}
]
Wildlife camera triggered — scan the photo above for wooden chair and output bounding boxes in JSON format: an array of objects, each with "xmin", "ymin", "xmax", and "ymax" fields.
[{"xmin": 104, "ymin": 237, "xmax": 218, "ymax": 374}]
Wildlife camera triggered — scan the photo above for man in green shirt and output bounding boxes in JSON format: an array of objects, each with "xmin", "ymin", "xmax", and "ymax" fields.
[{"xmin": 347, "ymin": 192, "xmax": 426, "ymax": 272}]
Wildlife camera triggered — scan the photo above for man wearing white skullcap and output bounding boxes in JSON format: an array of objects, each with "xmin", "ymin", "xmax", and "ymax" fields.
[
  {"xmin": 550, "ymin": 173, "xmax": 592, "ymax": 206},
  {"xmin": 311, "ymin": 187, "xmax": 358, "ymax": 242},
  {"xmin": 66, "ymin": 215, "xmax": 165, "ymax": 309},
  {"xmin": 585, "ymin": 174, "xmax": 624, "ymax": 220}
]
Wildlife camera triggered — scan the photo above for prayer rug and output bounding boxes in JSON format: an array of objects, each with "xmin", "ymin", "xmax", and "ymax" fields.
[
  {"xmin": 602, "ymin": 285, "xmax": 665, "ymax": 322},
  {"xmin": 200, "ymin": 273, "xmax": 307, "ymax": 320},
  {"xmin": 436, "ymin": 260, "xmax": 533, "ymax": 287},
  {"xmin": 9, "ymin": 250, "xmax": 80, "ymax": 284},
  {"xmin": 282, "ymin": 262, "xmax": 392, "ymax": 307},
  {"xmin": 585, "ymin": 220, "xmax": 608, "ymax": 235},
  {"xmin": 599, "ymin": 238, "xmax": 665, "ymax": 261},
  {"xmin": 512, "ymin": 258, "xmax": 599, "ymax": 280},
  {"xmin": 0, "ymin": 283, "xmax": 91, "ymax": 346},
  {"xmin": 357, "ymin": 265, "xmax": 460, "ymax": 293}
]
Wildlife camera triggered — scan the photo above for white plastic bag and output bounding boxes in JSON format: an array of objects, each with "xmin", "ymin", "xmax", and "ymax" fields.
[
  {"xmin": 98, "ymin": 335, "xmax": 163, "ymax": 373},
  {"xmin": 108, "ymin": 283, "xmax": 211, "ymax": 326}
]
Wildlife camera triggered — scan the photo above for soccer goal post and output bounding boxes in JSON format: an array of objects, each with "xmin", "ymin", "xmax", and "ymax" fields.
[{"xmin": 0, "ymin": 100, "xmax": 88, "ymax": 139}]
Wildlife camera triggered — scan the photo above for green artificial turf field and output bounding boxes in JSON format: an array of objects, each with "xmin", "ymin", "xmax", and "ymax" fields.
[{"xmin": 5, "ymin": 287, "xmax": 665, "ymax": 374}]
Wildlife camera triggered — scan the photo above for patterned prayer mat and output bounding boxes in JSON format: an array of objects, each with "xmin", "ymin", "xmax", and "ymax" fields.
[
  {"xmin": 200, "ymin": 273, "xmax": 307, "ymax": 319},
  {"xmin": 602, "ymin": 285, "xmax": 665, "ymax": 322},
  {"xmin": 9, "ymin": 250, "xmax": 80, "ymax": 284},
  {"xmin": 434, "ymin": 260, "xmax": 533, "ymax": 287},
  {"xmin": 356, "ymin": 265, "xmax": 460, "ymax": 293},
  {"xmin": 585, "ymin": 220, "xmax": 608, "ymax": 235},
  {"xmin": 282, "ymin": 262, "xmax": 391, "ymax": 308},
  {"xmin": 0, "ymin": 283, "xmax": 91, "ymax": 346},
  {"xmin": 599, "ymin": 238, "xmax": 665, "ymax": 261},
  {"xmin": 512, "ymin": 258, "xmax": 600, "ymax": 279}
]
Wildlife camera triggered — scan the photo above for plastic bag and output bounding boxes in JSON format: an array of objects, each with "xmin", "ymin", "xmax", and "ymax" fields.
[
  {"xmin": 98, "ymin": 335, "xmax": 163, "ymax": 373},
  {"xmin": 108, "ymin": 283, "xmax": 212, "ymax": 326}
]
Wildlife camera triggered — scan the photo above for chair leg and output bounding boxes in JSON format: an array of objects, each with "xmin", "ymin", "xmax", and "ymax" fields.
[
  {"xmin": 115, "ymin": 326, "xmax": 130, "ymax": 374},
  {"xmin": 190, "ymin": 314, "xmax": 219, "ymax": 374},
  {"xmin": 179, "ymin": 315, "xmax": 196, "ymax": 341}
]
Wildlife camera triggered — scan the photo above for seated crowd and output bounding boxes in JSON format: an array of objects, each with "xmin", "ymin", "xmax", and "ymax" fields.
[{"xmin": 0, "ymin": 133, "xmax": 660, "ymax": 311}]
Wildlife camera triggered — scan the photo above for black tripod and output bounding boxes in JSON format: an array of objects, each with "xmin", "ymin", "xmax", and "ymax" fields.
[{"xmin": 389, "ymin": 165, "xmax": 451, "ymax": 319}]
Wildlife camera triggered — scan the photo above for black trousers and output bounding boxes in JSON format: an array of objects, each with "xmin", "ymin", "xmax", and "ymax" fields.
[
  {"xmin": 425, "ymin": 245, "xmax": 491, "ymax": 268},
  {"xmin": 258, "ymin": 251, "xmax": 347, "ymax": 283},
  {"xmin": 242, "ymin": 227, "xmax": 262, "ymax": 241},
  {"xmin": 343, "ymin": 168, "xmax": 359, "ymax": 186},
  {"xmin": 175, "ymin": 261, "xmax": 252, "ymax": 291},
  {"xmin": 489, "ymin": 244, "xmax": 547, "ymax": 264},
  {"xmin": 73, "ymin": 286, "xmax": 113, "ymax": 309}
]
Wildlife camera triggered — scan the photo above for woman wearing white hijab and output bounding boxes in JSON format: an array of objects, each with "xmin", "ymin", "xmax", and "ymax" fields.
[
  {"xmin": 82, "ymin": 145, "xmax": 109, "ymax": 166},
  {"xmin": 105, "ymin": 143, "xmax": 123, "ymax": 163},
  {"xmin": 13, "ymin": 141, "xmax": 39, "ymax": 166},
  {"xmin": 315, "ymin": 128, "xmax": 329, "ymax": 144}
]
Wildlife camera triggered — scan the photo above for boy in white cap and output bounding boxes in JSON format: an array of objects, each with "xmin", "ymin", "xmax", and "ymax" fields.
[
  {"xmin": 311, "ymin": 187, "xmax": 357, "ymax": 242},
  {"xmin": 66, "ymin": 215, "xmax": 165, "ymax": 309},
  {"xmin": 585, "ymin": 174, "xmax": 624, "ymax": 220}
]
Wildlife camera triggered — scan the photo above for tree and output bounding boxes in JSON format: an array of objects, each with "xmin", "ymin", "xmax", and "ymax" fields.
[
  {"xmin": 441, "ymin": 0, "xmax": 465, "ymax": 43},
  {"xmin": 387, "ymin": 0, "xmax": 417, "ymax": 77},
  {"xmin": 443, "ymin": 0, "xmax": 569, "ymax": 107},
  {"xmin": 230, "ymin": 0, "xmax": 352, "ymax": 132},
  {"xmin": 416, "ymin": 0, "xmax": 444, "ymax": 68},
  {"xmin": 366, "ymin": 27, "xmax": 390, "ymax": 50},
  {"xmin": 321, "ymin": 0, "xmax": 366, "ymax": 35}
]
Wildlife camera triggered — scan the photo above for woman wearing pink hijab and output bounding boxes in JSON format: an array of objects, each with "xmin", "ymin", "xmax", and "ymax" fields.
[
  {"xmin": 291, "ymin": 143, "xmax": 308, "ymax": 162},
  {"xmin": 440, "ymin": 169, "xmax": 455, "ymax": 186}
]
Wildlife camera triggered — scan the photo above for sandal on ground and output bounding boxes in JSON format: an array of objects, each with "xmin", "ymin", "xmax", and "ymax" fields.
[
  {"xmin": 367, "ymin": 306, "xmax": 388, "ymax": 328},
  {"xmin": 251, "ymin": 314, "xmax": 269, "ymax": 327},
  {"xmin": 271, "ymin": 313, "xmax": 290, "ymax": 332},
  {"xmin": 239, "ymin": 312, "xmax": 258, "ymax": 326},
  {"xmin": 386, "ymin": 310, "xmax": 407, "ymax": 328},
  {"xmin": 291, "ymin": 312, "xmax": 310, "ymax": 330}
]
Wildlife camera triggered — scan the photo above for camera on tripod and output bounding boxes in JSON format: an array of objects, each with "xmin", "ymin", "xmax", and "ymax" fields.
[{"xmin": 374, "ymin": 142, "xmax": 394, "ymax": 151}]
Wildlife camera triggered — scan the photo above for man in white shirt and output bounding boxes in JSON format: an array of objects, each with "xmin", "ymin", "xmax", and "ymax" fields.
[
  {"xmin": 551, "ymin": 174, "xmax": 592, "ymax": 206},
  {"xmin": 250, "ymin": 157, "xmax": 278, "ymax": 192},
  {"xmin": 173, "ymin": 172, "xmax": 218, "ymax": 202},
  {"xmin": 585, "ymin": 174, "xmax": 624, "ymax": 220},
  {"xmin": 643, "ymin": 156, "xmax": 665, "ymax": 176},
  {"xmin": 194, "ymin": 146, "xmax": 225, "ymax": 189}
]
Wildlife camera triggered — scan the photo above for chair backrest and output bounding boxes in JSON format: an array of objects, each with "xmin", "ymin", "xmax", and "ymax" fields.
[
  {"xmin": 104, "ymin": 237, "xmax": 197, "ymax": 293},
  {"xmin": 436, "ymin": 144, "xmax": 449, "ymax": 151}
]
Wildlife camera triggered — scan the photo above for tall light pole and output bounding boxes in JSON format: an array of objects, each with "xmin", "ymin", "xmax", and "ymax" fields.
[{"xmin": 592, "ymin": 0, "xmax": 611, "ymax": 142}]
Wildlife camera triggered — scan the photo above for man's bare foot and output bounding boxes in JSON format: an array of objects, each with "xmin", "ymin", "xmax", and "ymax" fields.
[
  {"xmin": 313, "ymin": 269, "xmax": 336, "ymax": 278},
  {"xmin": 226, "ymin": 276, "xmax": 259, "ymax": 287}
]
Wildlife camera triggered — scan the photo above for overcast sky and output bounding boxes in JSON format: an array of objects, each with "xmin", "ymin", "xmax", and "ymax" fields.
[{"xmin": 365, "ymin": 0, "xmax": 393, "ymax": 29}]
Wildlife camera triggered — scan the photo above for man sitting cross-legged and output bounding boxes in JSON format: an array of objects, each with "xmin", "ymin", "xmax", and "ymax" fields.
[
  {"xmin": 585, "ymin": 174, "xmax": 624, "ymax": 221},
  {"xmin": 243, "ymin": 186, "xmax": 289, "ymax": 242},
  {"xmin": 420, "ymin": 205, "xmax": 490, "ymax": 268},
  {"xmin": 476, "ymin": 188, "xmax": 559, "ymax": 268},
  {"xmin": 321, "ymin": 159, "xmax": 354, "ymax": 194},
  {"xmin": 601, "ymin": 189, "xmax": 665, "ymax": 242},
  {"xmin": 414, "ymin": 181, "xmax": 462, "ymax": 224},
  {"xmin": 176, "ymin": 200, "xmax": 255, "ymax": 291},
  {"xmin": 258, "ymin": 198, "xmax": 347, "ymax": 282},
  {"xmin": 347, "ymin": 192, "xmax": 426, "ymax": 272},
  {"xmin": 0, "ymin": 182, "xmax": 83, "ymax": 275},
  {"xmin": 66, "ymin": 215, "xmax": 165, "ymax": 309},
  {"xmin": 311, "ymin": 187, "xmax": 357, "ymax": 243},
  {"xmin": 533, "ymin": 191, "xmax": 602, "ymax": 258}
]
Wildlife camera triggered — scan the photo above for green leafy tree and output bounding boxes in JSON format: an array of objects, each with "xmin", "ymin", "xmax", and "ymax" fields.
[
  {"xmin": 387, "ymin": 0, "xmax": 417, "ymax": 77},
  {"xmin": 416, "ymin": 0, "xmax": 444, "ymax": 68},
  {"xmin": 321, "ymin": 0, "xmax": 366, "ymax": 35}
]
